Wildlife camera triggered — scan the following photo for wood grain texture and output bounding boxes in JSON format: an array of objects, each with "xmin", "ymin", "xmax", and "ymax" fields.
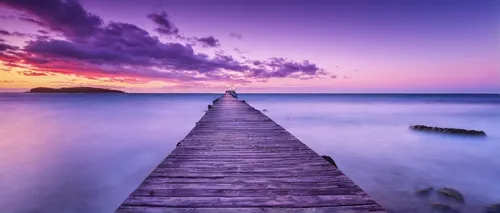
[{"xmin": 115, "ymin": 92, "xmax": 385, "ymax": 212}]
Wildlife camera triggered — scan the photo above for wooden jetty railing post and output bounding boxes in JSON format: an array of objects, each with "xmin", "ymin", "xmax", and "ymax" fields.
[{"xmin": 115, "ymin": 92, "xmax": 385, "ymax": 213}]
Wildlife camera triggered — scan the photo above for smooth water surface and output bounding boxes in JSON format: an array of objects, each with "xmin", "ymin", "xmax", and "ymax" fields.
[{"xmin": 0, "ymin": 93, "xmax": 499, "ymax": 213}]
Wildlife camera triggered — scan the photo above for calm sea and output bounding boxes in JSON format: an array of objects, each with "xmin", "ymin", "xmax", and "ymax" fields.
[{"xmin": 0, "ymin": 93, "xmax": 499, "ymax": 213}]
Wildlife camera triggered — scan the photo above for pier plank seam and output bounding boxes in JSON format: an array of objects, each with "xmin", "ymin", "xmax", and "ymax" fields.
[{"xmin": 115, "ymin": 92, "xmax": 385, "ymax": 213}]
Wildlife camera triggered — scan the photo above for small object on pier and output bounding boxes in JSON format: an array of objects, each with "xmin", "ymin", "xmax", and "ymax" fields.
[
  {"xmin": 416, "ymin": 187, "xmax": 434, "ymax": 196},
  {"xmin": 225, "ymin": 89, "xmax": 238, "ymax": 98},
  {"xmin": 409, "ymin": 125, "xmax": 486, "ymax": 136},
  {"xmin": 321, "ymin": 155, "xmax": 338, "ymax": 168},
  {"xmin": 437, "ymin": 187, "xmax": 465, "ymax": 203},
  {"xmin": 431, "ymin": 203, "xmax": 453, "ymax": 212},
  {"xmin": 208, "ymin": 104, "xmax": 212, "ymax": 109},
  {"xmin": 486, "ymin": 204, "xmax": 500, "ymax": 213},
  {"xmin": 176, "ymin": 142, "xmax": 181, "ymax": 147},
  {"xmin": 213, "ymin": 98, "xmax": 219, "ymax": 104},
  {"xmin": 148, "ymin": 190, "xmax": 155, "ymax": 196},
  {"xmin": 241, "ymin": 100, "xmax": 246, "ymax": 103}
]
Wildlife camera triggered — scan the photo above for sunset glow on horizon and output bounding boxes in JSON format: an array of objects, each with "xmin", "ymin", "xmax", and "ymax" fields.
[{"xmin": 0, "ymin": 0, "xmax": 498, "ymax": 93}]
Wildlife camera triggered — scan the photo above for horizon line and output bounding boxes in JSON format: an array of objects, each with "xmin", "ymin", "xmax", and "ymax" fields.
[{"xmin": 0, "ymin": 92, "xmax": 498, "ymax": 95}]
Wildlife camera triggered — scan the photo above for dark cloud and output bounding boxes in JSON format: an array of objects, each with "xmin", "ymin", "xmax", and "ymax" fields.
[
  {"xmin": 145, "ymin": 11, "xmax": 221, "ymax": 49},
  {"xmin": 195, "ymin": 36, "xmax": 220, "ymax": 48},
  {"xmin": 12, "ymin": 32, "xmax": 28, "ymax": 37},
  {"xmin": 24, "ymin": 56, "xmax": 50, "ymax": 64},
  {"xmin": 249, "ymin": 58, "xmax": 325, "ymax": 78},
  {"xmin": 0, "ymin": 0, "xmax": 103, "ymax": 39},
  {"xmin": 0, "ymin": 0, "xmax": 326, "ymax": 83},
  {"xmin": 147, "ymin": 11, "xmax": 179, "ymax": 36},
  {"xmin": 146, "ymin": 11, "xmax": 220, "ymax": 49},
  {"xmin": 35, "ymin": 35, "xmax": 51, "ymax": 40},
  {"xmin": 229, "ymin": 32, "xmax": 243, "ymax": 40},
  {"xmin": 0, "ymin": 42, "xmax": 18, "ymax": 52},
  {"xmin": 0, "ymin": 29, "xmax": 29, "ymax": 37},
  {"xmin": 330, "ymin": 75, "xmax": 337, "ymax": 79},
  {"xmin": 0, "ymin": 29, "xmax": 10, "ymax": 36},
  {"xmin": 18, "ymin": 17, "xmax": 46, "ymax": 27},
  {"xmin": 37, "ymin": 30, "xmax": 49, "ymax": 34},
  {"xmin": 25, "ymin": 39, "xmax": 145, "ymax": 65},
  {"xmin": 21, "ymin": 37, "xmax": 246, "ymax": 81}
]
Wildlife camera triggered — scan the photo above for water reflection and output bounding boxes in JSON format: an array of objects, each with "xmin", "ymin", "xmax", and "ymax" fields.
[
  {"xmin": 242, "ymin": 94, "xmax": 500, "ymax": 213},
  {"xmin": 0, "ymin": 93, "xmax": 499, "ymax": 213}
]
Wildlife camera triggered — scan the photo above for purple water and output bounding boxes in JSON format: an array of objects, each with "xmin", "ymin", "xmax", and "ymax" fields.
[{"xmin": 0, "ymin": 93, "xmax": 499, "ymax": 213}]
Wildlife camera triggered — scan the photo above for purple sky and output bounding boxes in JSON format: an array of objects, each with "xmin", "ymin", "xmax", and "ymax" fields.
[{"xmin": 0, "ymin": 0, "xmax": 498, "ymax": 93}]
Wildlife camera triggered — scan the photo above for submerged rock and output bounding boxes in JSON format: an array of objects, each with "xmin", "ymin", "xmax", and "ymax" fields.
[
  {"xmin": 262, "ymin": 109, "xmax": 268, "ymax": 112},
  {"xmin": 431, "ymin": 203, "xmax": 454, "ymax": 212},
  {"xmin": 416, "ymin": 187, "xmax": 434, "ymax": 196},
  {"xmin": 409, "ymin": 125, "xmax": 486, "ymax": 136},
  {"xmin": 437, "ymin": 187, "xmax": 465, "ymax": 203},
  {"xmin": 321, "ymin": 155, "xmax": 338, "ymax": 169},
  {"xmin": 486, "ymin": 204, "xmax": 500, "ymax": 213}
]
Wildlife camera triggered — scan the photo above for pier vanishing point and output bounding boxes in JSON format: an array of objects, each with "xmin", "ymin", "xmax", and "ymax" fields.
[{"xmin": 115, "ymin": 91, "xmax": 385, "ymax": 213}]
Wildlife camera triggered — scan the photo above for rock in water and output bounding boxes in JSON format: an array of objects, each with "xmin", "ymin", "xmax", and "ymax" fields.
[
  {"xmin": 486, "ymin": 204, "xmax": 500, "ymax": 213},
  {"xmin": 321, "ymin": 155, "xmax": 338, "ymax": 169},
  {"xmin": 409, "ymin": 125, "xmax": 486, "ymax": 136},
  {"xmin": 416, "ymin": 187, "xmax": 434, "ymax": 196},
  {"xmin": 437, "ymin": 187, "xmax": 465, "ymax": 203},
  {"xmin": 431, "ymin": 203, "xmax": 453, "ymax": 212}
]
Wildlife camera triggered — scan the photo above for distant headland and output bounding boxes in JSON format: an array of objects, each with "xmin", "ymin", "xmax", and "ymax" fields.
[{"xmin": 27, "ymin": 87, "xmax": 125, "ymax": 93}]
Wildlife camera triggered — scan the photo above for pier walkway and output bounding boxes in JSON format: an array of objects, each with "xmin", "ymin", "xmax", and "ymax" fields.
[{"xmin": 115, "ymin": 92, "xmax": 385, "ymax": 213}]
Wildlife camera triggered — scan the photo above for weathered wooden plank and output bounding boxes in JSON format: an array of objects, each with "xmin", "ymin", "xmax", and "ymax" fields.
[
  {"xmin": 116, "ymin": 206, "xmax": 385, "ymax": 213},
  {"xmin": 136, "ymin": 182, "xmax": 360, "ymax": 190},
  {"xmin": 156, "ymin": 162, "xmax": 334, "ymax": 169},
  {"xmin": 147, "ymin": 171, "xmax": 344, "ymax": 178},
  {"xmin": 146, "ymin": 173, "xmax": 350, "ymax": 178},
  {"xmin": 141, "ymin": 177, "xmax": 357, "ymax": 185},
  {"xmin": 131, "ymin": 188, "xmax": 366, "ymax": 197},
  {"xmin": 120, "ymin": 195, "xmax": 377, "ymax": 207},
  {"xmin": 114, "ymin": 92, "xmax": 385, "ymax": 212}
]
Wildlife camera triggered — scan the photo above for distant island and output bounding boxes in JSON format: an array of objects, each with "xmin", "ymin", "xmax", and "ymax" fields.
[{"xmin": 27, "ymin": 87, "xmax": 126, "ymax": 93}]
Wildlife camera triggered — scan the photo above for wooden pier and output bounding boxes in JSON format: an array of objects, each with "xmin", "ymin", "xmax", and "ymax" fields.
[{"xmin": 115, "ymin": 92, "xmax": 385, "ymax": 213}]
